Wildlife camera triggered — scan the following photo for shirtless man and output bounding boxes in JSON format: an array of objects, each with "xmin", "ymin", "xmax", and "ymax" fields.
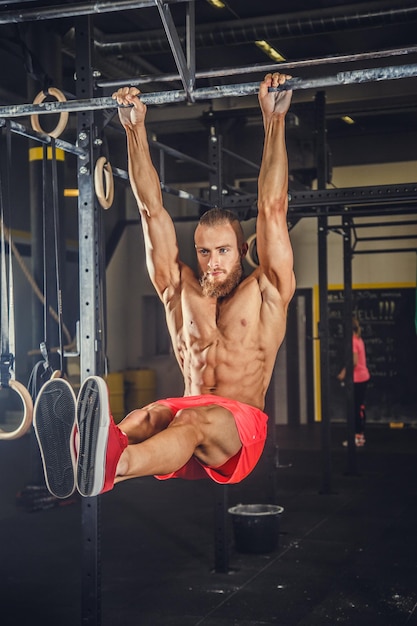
[{"xmin": 33, "ymin": 72, "xmax": 295, "ymax": 499}]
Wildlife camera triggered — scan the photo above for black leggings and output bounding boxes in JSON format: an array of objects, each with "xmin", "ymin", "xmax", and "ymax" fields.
[{"xmin": 354, "ymin": 381, "xmax": 368, "ymax": 435}]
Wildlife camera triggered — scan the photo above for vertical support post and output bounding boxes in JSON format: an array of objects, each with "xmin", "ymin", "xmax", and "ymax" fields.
[
  {"xmin": 213, "ymin": 485, "xmax": 230, "ymax": 573},
  {"xmin": 75, "ymin": 15, "xmax": 103, "ymax": 626},
  {"xmin": 185, "ymin": 0, "xmax": 196, "ymax": 87},
  {"xmin": 342, "ymin": 215, "xmax": 358, "ymax": 474},
  {"xmin": 264, "ymin": 381, "xmax": 279, "ymax": 504},
  {"xmin": 315, "ymin": 90, "xmax": 333, "ymax": 495},
  {"xmin": 208, "ymin": 125, "xmax": 222, "ymax": 209},
  {"xmin": 207, "ymin": 123, "xmax": 229, "ymax": 572}
]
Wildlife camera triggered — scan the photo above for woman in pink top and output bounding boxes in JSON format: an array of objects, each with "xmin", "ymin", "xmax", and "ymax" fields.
[{"xmin": 338, "ymin": 317, "xmax": 370, "ymax": 446}]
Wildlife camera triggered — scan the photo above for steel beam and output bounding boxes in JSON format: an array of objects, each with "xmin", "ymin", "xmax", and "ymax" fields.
[
  {"xmin": 0, "ymin": 119, "xmax": 86, "ymax": 156},
  {"xmin": 289, "ymin": 183, "xmax": 417, "ymax": 209},
  {"xmin": 0, "ymin": 0, "xmax": 189, "ymax": 23},
  {"xmin": 1, "ymin": 63, "xmax": 417, "ymax": 117},
  {"xmin": 76, "ymin": 15, "xmax": 103, "ymax": 626},
  {"xmin": 98, "ymin": 45, "xmax": 417, "ymax": 89},
  {"xmin": 342, "ymin": 216, "xmax": 357, "ymax": 475},
  {"xmin": 156, "ymin": 0, "xmax": 194, "ymax": 98}
]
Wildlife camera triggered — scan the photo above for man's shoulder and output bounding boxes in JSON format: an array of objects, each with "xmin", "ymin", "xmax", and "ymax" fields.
[
  {"xmin": 179, "ymin": 263, "xmax": 200, "ymax": 289},
  {"xmin": 163, "ymin": 263, "xmax": 200, "ymax": 305}
]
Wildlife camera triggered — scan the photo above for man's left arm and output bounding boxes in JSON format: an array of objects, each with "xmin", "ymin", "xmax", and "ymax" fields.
[{"xmin": 256, "ymin": 72, "xmax": 296, "ymax": 307}]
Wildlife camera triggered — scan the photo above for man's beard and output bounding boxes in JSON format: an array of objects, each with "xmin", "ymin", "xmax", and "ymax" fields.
[{"xmin": 199, "ymin": 261, "xmax": 244, "ymax": 298}]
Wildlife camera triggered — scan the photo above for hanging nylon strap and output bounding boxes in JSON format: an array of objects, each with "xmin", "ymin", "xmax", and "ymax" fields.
[
  {"xmin": 0, "ymin": 121, "xmax": 14, "ymax": 386},
  {"xmin": 50, "ymin": 138, "xmax": 64, "ymax": 375},
  {"xmin": 38, "ymin": 142, "xmax": 54, "ymax": 380},
  {"xmin": 0, "ymin": 121, "xmax": 33, "ymax": 439}
]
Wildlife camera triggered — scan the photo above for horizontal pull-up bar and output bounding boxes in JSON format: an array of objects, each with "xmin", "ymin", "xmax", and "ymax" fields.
[
  {"xmin": 0, "ymin": 63, "xmax": 416, "ymax": 119},
  {"xmin": 99, "ymin": 45, "xmax": 417, "ymax": 89}
]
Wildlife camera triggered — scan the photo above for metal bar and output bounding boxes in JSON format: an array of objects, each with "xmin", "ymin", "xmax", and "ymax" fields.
[
  {"xmin": 94, "ymin": 5, "xmax": 417, "ymax": 55},
  {"xmin": 357, "ymin": 234, "xmax": 417, "ymax": 241},
  {"xmin": 161, "ymin": 182, "xmax": 211, "ymax": 205},
  {"xmin": 222, "ymin": 147, "xmax": 260, "ymax": 172},
  {"xmin": 214, "ymin": 485, "xmax": 230, "ymax": 573},
  {"xmin": 0, "ymin": 93, "xmax": 186, "ymax": 116},
  {"xmin": 209, "ymin": 129, "xmax": 223, "ymax": 209},
  {"xmin": 3, "ymin": 63, "xmax": 417, "ymax": 118},
  {"xmin": 0, "ymin": 0, "xmax": 188, "ymax": 23},
  {"xmin": 342, "ymin": 216, "xmax": 358, "ymax": 475},
  {"xmin": 353, "ymin": 247, "xmax": 417, "ymax": 254},
  {"xmin": 0, "ymin": 119, "xmax": 86, "ymax": 157},
  {"xmin": 0, "ymin": 0, "xmax": 39, "ymax": 4},
  {"xmin": 111, "ymin": 164, "xmax": 211, "ymax": 206},
  {"xmin": 316, "ymin": 90, "xmax": 333, "ymax": 496},
  {"xmin": 346, "ymin": 219, "xmax": 417, "ymax": 228},
  {"xmin": 150, "ymin": 137, "xmax": 215, "ymax": 172},
  {"xmin": 76, "ymin": 16, "xmax": 102, "ymax": 626},
  {"xmin": 289, "ymin": 183, "xmax": 417, "ymax": 208},
  {"xmin": 289, "ymin": 205, "xmax": 417, "ymax": 219},
  {"xmin": 98, "ymin": 45, "xmax": 417, "ymax": 89},
  {"xmin": 186, "ymin": 0, "xmax": 196, "ymax": 89},
  {"xmin": 267, "ymin": 63, "xmax": 417, "ymax": 92},
  {"xmin": 156, "ymin": 0, "xmax": 194, "ymax": 98}
]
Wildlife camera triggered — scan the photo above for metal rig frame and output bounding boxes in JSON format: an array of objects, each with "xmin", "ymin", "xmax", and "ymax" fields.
[{"xmin": 1, "ymin": 1, "xmax": 417, "ymax": 623}]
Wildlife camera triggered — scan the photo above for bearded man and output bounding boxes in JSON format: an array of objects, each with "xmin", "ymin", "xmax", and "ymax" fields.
[{"xmin": 34, "ymin": 73, "xmax": 296, "ymax": 499}]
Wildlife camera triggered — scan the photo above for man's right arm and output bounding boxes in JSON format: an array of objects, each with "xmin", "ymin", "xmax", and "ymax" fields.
[{"xmin": 113, "ymin": 87, "xmax": 181, "ymax": 300}]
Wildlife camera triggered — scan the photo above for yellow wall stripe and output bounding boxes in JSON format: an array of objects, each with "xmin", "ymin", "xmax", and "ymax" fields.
[{"xmin": 28, "ymin": 146, "xmax": 65, "ymax": 162}]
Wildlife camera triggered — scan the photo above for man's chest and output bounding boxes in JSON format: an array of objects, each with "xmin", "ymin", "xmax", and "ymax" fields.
[{"xmin": 180, "ymin": 287, "xmax": 263, "ymax": 346}]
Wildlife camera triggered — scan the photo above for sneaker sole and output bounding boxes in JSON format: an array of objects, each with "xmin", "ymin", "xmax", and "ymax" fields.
[
  {"xmin": 76, "ymin": 376, "xmax": 110, "ymax": 497},
  {"xmin": 33, "ymin": 378, "xmax": 77, "ymax": 499}
]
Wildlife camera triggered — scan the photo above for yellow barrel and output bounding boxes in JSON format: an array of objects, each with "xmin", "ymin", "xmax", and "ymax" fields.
[
  {"xmin": 105, "ymin": 371, "xmax": 126, "ymax": 424},
  {"xmin": 124, "ymin": 369, "xmax": 156, "ymax": 413}
]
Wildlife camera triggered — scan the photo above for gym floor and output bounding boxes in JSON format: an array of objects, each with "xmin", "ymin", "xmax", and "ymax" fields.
[{"xmin": 1, "ymin": 422, "xmax": 416, "ymax": 626}]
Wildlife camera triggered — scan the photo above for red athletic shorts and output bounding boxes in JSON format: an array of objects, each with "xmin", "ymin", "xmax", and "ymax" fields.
[{"xmin": 153, "ymin": 394, "xmax": 268, "ymax": 484}]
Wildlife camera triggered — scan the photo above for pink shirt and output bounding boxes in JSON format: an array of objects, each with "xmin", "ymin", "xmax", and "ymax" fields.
[{"xmin": 353, "ymin": 334, "xmax": 370, "ymax": 383}]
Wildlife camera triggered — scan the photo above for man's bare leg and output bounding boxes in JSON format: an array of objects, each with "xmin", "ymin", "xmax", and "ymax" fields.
[
  {"xmin": 74, "ymin": 377, "xmax": 242, "ymax": 496},
  {"xmin": 116, "ymin": 404, "xmax": 242, "ymax": 481},
  {"xmin": 118, "ymin": 403, "xmax": 174, "ymax": 444}
]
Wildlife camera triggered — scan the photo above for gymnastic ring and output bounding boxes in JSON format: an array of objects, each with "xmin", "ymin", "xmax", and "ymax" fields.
[
  {"xmin": 0, "ymin": 379, "xmax": 33, "ymax": 440},
  {"xmin": 94, "ymin": 156, "xmax": 114, "ymax": 209},
  {"xmin": 30, "ymin": 87, "xmax": 69, "ymax": 139},
  {"xmin": 246, "ymin": 233, "xmax": 259, "ymax": 268}
]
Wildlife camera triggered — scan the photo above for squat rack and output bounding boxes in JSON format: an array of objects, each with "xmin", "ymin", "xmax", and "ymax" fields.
[{"xmin": 1, "ymin": 1, "xmax": 417, "ymax": 624}]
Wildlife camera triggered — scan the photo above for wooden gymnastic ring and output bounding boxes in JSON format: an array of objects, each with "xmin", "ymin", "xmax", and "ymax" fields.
[
  {"xmin": 246, "ymin": 233, "xmax": 259, "ymax": 268},
  {"xmin": 0, "ymin": 379, "xmax": 33, "ymax": 440},
  {"xmin": 94, "ymin": 156, "xmax": 114, "ymax": 209},
  {"xmin": 30, "ymin": 87, "xmax": 69, "ymax": 139}
]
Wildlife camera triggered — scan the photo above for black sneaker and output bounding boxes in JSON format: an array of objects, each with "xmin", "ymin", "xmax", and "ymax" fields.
[
  {"xmin": 33, "ymin": 378, "xmax": 77, "ymax": 499},
  {"xmin": 76, "ymin": 376, "xmax": 128, "ymax": 497}
]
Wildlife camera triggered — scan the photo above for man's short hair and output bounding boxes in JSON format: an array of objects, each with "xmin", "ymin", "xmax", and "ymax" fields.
[{"xmin": 198, "ymin": 208, "xmax": 245, "ymax": 247}]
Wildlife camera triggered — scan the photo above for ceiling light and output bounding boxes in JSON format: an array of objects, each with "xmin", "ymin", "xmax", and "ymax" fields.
[
  {"xmin": 206, "ymin": 0, "xmax": 226, "ymax": 8},
  {"xmin": 341, "ymin": 115, "xmax": 355, "ymax": 125},
  {"xmin": 255, "ymin": 40, "xmax": 286, "ymax": 63}
]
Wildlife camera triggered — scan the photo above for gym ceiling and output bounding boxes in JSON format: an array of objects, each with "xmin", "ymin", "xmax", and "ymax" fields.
[{"xmin": 0, "ymin": 0, "xmax": 417, "ymax": 198}]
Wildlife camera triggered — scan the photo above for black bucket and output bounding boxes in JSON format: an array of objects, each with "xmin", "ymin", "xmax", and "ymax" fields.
[{"xmin": 228, "ymin": 504, "xmax": 284, "ymax": 554}]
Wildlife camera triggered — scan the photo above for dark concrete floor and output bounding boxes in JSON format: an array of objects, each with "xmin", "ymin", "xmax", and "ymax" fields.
[{"xmin": 1, "ymin": 423, "xmax": 416, "ymax": 626}]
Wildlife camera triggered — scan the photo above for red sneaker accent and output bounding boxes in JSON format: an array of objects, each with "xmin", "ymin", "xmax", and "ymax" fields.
[{"xmin": 101, "ymin": 415, "xmax": 128, "ymax": 493}]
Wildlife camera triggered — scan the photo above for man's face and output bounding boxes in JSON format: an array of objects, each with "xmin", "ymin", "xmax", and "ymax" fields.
[{"xmin": 194, "ymin": 223, "xmax": 245, "ymax": 298}]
